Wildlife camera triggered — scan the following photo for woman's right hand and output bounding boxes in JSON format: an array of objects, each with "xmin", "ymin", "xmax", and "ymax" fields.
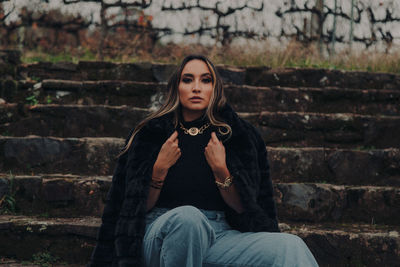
[{"xmin": 153, "ymin": 131, "xmax": 181, "ymax": 179}]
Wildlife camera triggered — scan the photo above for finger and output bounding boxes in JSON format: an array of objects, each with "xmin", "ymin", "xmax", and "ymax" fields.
[
  {"xmin": 171, "ymin": 140, "xmax": 179, "ymax": 149},
  {"xmin": 169, "ymin": 131, "xmax": 178, "ymax": 141},
  {"xmin": 204, "ymin": 146, "xmax": 210, "ymax": 156},
  {"xmin": 173, "ymin": 138, "xmax": 179, "ymax": 145},
  {"xmin": 211, "ymin": 132, "xmax": 219, "ymax": 143},
  {"xmin": 207, "ymin": 138, "xmax": 212, "ymax": 145}
]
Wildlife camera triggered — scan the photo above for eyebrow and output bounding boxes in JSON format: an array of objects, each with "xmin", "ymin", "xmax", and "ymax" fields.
[{"xmin": 181, "ymin": 73, "xmax": 212, "ymax": 77}]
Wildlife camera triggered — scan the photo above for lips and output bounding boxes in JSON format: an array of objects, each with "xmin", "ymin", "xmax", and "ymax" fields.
[{"xmin": 189, "ymin": 97, "xmax": 203, "ymax": 102}]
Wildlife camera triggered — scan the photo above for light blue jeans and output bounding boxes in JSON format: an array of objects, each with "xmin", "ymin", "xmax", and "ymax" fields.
[{"xmin": 143, "ymin": 205, "xmax": 319, "ymax": 267}]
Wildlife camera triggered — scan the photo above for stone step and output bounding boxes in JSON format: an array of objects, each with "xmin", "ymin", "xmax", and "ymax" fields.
[
  {"xmin": 0, "ymin": 136, "xmax": 123, "ymax": 176},
  {"xmin": 1, "ymin": 137, "xmax": 399, "ymax": 185},
  {"xmin": 0, "ymin": 258, "xmax": 83, "ymax": 267},
  {"xmin": 0, "ymin": 50, "xmax": 20, "ymax": 80},
  {"xmin": 269, "ymin": 146, "xmax": 400, "ymax": 186},
  {"xmin": 3, "ymin": 79, "xmax": 400, "ymax": 115},
  {"xmin": 40, "ymin": 79, "xmax": 165, "ymax": 109},
  {"xmin": 245, "ymin": 67, "xmax": 400, "ymax": 90},
  {"xmin": 17, "ymin": 61, "xmax": 241, "ymax": 84},
  {"xmin": 1, "ymin": 174, "xmax": 399, "ymax": 225},
  {"xmin": 0, "ymin": 215, "xmax": 399, "ymax": 266},
  {"xmin": 0, "ymin": 215, "xmax": 97, "ymax": 265},
  {"xmin": 228, "ymin": 84, "xmax": 400, "ymax": 115},
  {"xmin": 17, "ymin": 61, "xmax": 400, "ymax": 90},
  {"xmin": 257, "ymin": 111, "xmax": 400, "ymax": 148},
  {"xmin": 2, "ymin": 104, "xmax": 400, "ymax": 148}
]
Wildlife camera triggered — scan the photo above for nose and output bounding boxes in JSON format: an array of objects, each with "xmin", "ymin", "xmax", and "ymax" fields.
[{"xmin": 192, "ymin": 81, "xmax": 201, "ymax": 91}]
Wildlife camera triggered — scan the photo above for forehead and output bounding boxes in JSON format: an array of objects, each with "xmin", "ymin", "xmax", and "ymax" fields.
[{"xmin": 181, "ymin": 59, "xmax": 211, "ymax": 75}]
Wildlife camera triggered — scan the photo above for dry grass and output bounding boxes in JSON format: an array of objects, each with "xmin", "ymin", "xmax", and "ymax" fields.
[{"xmin": 21, "ymin": 40, "xmax": 400, "ymax": 74}]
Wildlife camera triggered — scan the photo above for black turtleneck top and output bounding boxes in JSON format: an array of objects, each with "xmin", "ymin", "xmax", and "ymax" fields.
[{"xmin": 155, "ymin": 114, "xmax": 227, "ymax": 211}]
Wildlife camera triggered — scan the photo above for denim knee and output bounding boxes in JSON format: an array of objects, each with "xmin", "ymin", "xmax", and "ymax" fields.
[
  {"xmin": 276, "ymin": 233, "xmax": 318, "ymax": 266},
  {"xmin": 279, "ymin": 233, "xmax": 304, "ymax": 245},
  {"xmin": 167, "ymin": 205, "xmax": 212, "ymax": 231},
  {"xmin": 143, "ymin": 206, "xmax": 216, "ymax": 267},
  {"xmin": 268, "ymin": 233, "xmax": 306, "ymax": 252},
  {"xmin": 241, "ymin": 233, "xmax": 314, "ymax": 264}
]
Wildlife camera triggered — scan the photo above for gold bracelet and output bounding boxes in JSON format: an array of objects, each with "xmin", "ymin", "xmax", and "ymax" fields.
[
  {"xmin": 215, "ymin": 175, "xmax": 233, "ymax": 190},
  {"xmin": 152, "ymin": 176, "xmax": 164, "ymax": 182},
  {"xmin": 150, "ymin": 178, "xmax": 164, "ymax": 190},
  {"xmin": 150, "ymin": 183, "xmax": 163, "ymax": 190}
]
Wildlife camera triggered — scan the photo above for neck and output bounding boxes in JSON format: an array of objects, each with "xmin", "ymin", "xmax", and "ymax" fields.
[{"xmin": 181, "ymin": 109, "xmax": 206, "ymax": 122}]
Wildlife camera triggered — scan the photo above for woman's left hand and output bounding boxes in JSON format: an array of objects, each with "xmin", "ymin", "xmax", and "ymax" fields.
[{"xmin": 204, "ymin": 132, "xmax": 227, "ymax": 172}]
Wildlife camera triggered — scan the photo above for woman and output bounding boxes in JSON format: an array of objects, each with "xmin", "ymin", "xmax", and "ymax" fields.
[{"xmin": 89, "ymin": 55, "xmax": 318, "ymax": 267}]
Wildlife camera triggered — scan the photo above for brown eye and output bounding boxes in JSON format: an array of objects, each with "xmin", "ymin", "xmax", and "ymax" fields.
[
  {"xmin": 182, "ymin": 78, "xmax": 192, "ymax": 83},
  {"xmin": 202, "ymin": 78, "xmax": 212, "ymax": 83}
]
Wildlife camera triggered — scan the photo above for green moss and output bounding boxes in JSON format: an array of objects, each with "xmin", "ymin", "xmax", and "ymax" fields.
[
  {"xmin": 22, "ymin": 47, "xmax": 96, "ymax": 64},
  {"xmin": 38, "ymin": 212, "xmax": 50, "ymax": 218},
  {"xmin": 347, "ymin": 258, "xmax": 365, "ymax": 267},
  {"xmin": 32, "ymin": 252, "xmax": 60, "ymax": 267},
  {"xmin": 45, "ymin": 95, "xmax": 52, "ymax": 104},
  {"xmin": 1, "ymin": 130, "xmax": 11, "ymax": 136},
  {"xmin": 0, "ymin": 171, "xmax": 17, "ymax": 214},
  {"xmin": 26, "ymin": 94, "xmax": 39, "ymax": 106},
  {"xmin": 354, "ymin": 145, "xmax": 376, "ymax": 151}
]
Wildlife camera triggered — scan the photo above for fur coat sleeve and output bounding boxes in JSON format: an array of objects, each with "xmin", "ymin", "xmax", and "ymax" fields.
[
  {"xmin": 223, "ymin": 121, "xmax": 280, "ymax": 233},
  {"xmin": 88, "ymin": 126, "xmax": 164, "ymax": 267}
]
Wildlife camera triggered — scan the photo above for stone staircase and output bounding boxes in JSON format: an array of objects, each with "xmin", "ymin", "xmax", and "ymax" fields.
[{"xmin": 1, "ymin": 50, "xmax": 400, "ymax": 266}]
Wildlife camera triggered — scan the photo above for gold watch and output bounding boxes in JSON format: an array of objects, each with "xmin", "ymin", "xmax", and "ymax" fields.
[{"xmin": 215, "ymin": 175, "xmax": 233, "ymax": 189}]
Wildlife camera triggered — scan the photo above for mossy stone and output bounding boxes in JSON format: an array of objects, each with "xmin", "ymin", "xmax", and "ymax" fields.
[
  {"xmin": 0, "ymin": 49, "xmax": 21, "ymax": 65},
  {"xmin": 0, "ymin": 63, "xmax": 17, "ymax": 78},
  {"xmin": 0, "ymin": 79, "xmax": 18, "ymax": 101}
]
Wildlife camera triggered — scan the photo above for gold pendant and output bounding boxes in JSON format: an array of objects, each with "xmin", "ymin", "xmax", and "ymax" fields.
[
  {"xmin": 179, "ymin": 122, "xmax": 210, "ymax": 136},
  {"xmin": 188, "ymin": 127, "xmax": 199, "ymax": 136}
]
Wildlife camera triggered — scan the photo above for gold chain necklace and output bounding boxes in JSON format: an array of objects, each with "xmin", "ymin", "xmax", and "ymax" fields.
[{"xmin": 179, "ymin": 122, "xmax": 211, "ymax": 136}]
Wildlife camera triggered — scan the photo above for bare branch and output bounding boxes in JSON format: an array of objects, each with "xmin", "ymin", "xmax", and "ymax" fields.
[
  {"xmin": 367, "ymin": 6, "xmax": 400, "ymax": 23},
  {"xmin": 160, "ymin": 0, "xmax": 264, "ymax": 45},
  {"xmin": 63, "ymin": 0, "xmax": 152, "ymax": 8},
  {"xmin": 276, "ymin": 1, "xmax": 362, "ymax": 23},
  {"xmin": 0, "ymin": 1, "xmax": 15, "ymax": 23},
  {"xmin": 161, "ymin": 0, "xmax": 262, "ymax": 17}
]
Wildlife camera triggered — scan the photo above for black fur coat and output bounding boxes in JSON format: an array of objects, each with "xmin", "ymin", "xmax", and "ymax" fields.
[{"xmin": 88, "ymin": 103, "xmax": 280, "ymax": 267}]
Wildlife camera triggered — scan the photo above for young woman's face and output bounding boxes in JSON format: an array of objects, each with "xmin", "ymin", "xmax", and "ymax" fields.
[{"xmin": 178, "ymin": 59, "xmax": 213, "ymax": 121}]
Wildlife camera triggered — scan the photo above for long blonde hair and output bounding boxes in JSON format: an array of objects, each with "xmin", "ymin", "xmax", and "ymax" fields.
[{"xmin": 118, "ymin": 54, "xmax": 232, "ymax": 157}]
